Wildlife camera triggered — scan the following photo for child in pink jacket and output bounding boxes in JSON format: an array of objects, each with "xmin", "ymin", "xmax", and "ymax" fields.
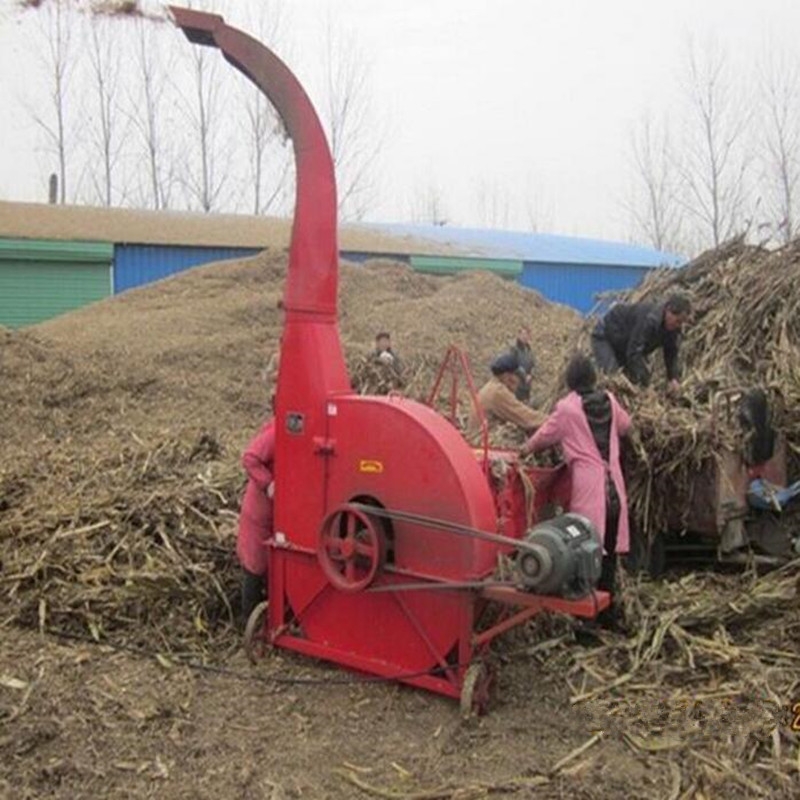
[
  {"xmin": 237, "ymin": 418, "xmax": 276, "ymax": 620},
  {"xmin": 520, "ymin": 354, "xmax": 631, "ymax": 601}
]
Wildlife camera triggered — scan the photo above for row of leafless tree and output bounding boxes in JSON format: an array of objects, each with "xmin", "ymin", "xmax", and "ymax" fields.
[
  {"xmin": 406, "ymin": 177, "xmax": 555, "ymax": 233},
  {"xmin": 20, "ymin": 4, "xmax": 800, "ymax": 254},
  {"xmin": 22, "ymin": 1, "xmax": 382, "ymax": 221},
  {"xmin": 626, "ymin": 38, "xmax": 800, "ymax": 255},
  {"xmin": 408, "ymin": 37, "xmax": 800, "ymax": 255}
]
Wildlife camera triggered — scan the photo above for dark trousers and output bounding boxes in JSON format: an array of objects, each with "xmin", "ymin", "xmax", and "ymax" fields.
[
  {"xmin": 591, "ymin": 335, "xmax": 622, "ymax": 375},
  {"xmin": 241, "ymin": 568, "xmax": 266, "ymax": 621},
  {"xmin": 599, "ymin": 480, "xmax": 620, "ymax": 593}
]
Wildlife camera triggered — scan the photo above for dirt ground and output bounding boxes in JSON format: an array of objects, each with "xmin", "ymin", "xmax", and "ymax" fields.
[{"xmin": 0, "ymin": 624, "xmax": 677, "ymax": 800}]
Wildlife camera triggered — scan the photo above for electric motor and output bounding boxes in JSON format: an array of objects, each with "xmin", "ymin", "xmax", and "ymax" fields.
[{"xmin": 515, "ymin": 514, "xmax": 602, "ymax": 598}]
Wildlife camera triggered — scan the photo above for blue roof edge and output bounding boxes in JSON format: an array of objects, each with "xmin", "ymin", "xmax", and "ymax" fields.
[{"xmin": 343, "ymin": 222, "xmax": 685, "ymax": 269}]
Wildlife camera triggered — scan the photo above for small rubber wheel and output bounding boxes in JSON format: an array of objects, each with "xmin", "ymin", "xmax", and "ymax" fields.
[
  {"xmin": 243, "ymin": 600, "xmax": 270, "ymax": 665},
  {"xmin": 460, "ymin": 662, "xmax": 492, "ymax": 719}
]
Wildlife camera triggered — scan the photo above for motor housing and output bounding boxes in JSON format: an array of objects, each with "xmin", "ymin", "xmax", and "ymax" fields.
[{"xmin": 516, "ymin": 514, "xmax": 602, "ymax": 598}]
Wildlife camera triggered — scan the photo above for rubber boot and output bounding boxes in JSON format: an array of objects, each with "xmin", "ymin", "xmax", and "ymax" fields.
[{"xmin": 241, "ymin": 569, "xmax": 267, "ymax": 623}]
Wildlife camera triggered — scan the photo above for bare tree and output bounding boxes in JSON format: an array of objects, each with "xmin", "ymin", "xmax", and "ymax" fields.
[
  {"xmin": 475, "ymin": 179, "xmax": 511, "ymax": 229},
  {"xmin": 239, "ymin": 1, "xmax": 293, "ymax": 215},
  {"xmin": 83, "ymin": 17, "xmax": 128, "ymax": 206},
  {"xmin": 127, "ymin": 18, "xmax": 177, "ymax": 210},
  {"xmin": 523, "ymin": 193, "xmax": 555, "ymax": 234},
  {"xmin": 626, "ymin": 113, "xmax": 685, "ymax": 252},
  {"xmin": 758, "ymin": 51, "xmax": 800, "ymax": 244},
  {"xmin": 321, "ymin": 13, "xmax": 383, "ymax": 221},
  {"xmin": 409, "ymin": 183, "xmax": 448, "ymax": 226},
  {"xmin": 517, "ymin": 172, "xmax": 555, "ymax": 234},
  {"xmin": 26, "ymin": 1, "xmax": 77, "ymax": 203},
  {"xmin": 177, "ymin": 43, "xmax": 229, "ymax": 212},
  {"xmin": 678, "ymin": 38, "xmax": 752, "ymax": 248},
  {"xmin": 243, "ymin": 86, "xmax": 292, "ymax": 215}
]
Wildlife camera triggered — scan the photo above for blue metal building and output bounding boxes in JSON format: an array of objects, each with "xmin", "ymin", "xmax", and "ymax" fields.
[
  {"xmin": 361, "ymin": 224, "xmax": 684, "ymax": 314},
  {"xmin": 519, "ymin": 262, "xmax": 648, "ymax": 313},
  {"xmin": 0, "ymin": 202, "xmax": 685, "ymax": 323},
  {"xmin": 27, "ymin": 228, "xmax": 685, "ymax": 315},
  {"xmin": 112, "ymin": 245, "xmax": 411, "ymax": 292},
  {"xmin": 113, "ymin": 244, "xmax": 260, "ymax": 292}
]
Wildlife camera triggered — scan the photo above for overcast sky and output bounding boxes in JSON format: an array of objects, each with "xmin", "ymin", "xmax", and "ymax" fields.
[{"xmin": 1, "ymin": 0, "xmax": 799, "ymax": 244}]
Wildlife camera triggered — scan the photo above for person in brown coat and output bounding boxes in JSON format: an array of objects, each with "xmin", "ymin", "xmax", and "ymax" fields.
[{"xmin": 466, "ymin": 353, "xmax": 546, "ymax": 443}]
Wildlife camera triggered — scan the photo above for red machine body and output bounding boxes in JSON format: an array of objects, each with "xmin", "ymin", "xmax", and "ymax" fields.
[{"xmin": 171, "ymin": 7, "xmax": 607, "ymax": 708}]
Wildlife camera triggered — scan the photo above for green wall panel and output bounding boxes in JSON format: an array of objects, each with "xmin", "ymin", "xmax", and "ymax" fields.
[
  {"xmin": 0, "ymin": 261, "xmax": 111, "ymax": 328},
  {"xmin": 0, "ymin": 238, "xmax": 113, "ymax": 262},
  {"xmin": 410, "ymin": 254, "xmax": 523, "ymax": 278}
]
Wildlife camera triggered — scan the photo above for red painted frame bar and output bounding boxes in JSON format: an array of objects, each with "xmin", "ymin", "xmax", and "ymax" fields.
[{"xmin": 273, "ymin": 634, "xmax": 462, "ymax": 699}]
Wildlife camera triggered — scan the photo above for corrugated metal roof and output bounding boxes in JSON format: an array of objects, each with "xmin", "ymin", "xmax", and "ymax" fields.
[
  {"xmin": 0, "ymin": 202, "xmax": 684, "ymax": 268},
  {"xmin": 358, "ymin": 223, "xmax": 684, "ymax": 269},
  {"xmin": 0, "ymin": 202, "xmax": 468, "ymax": 257}
]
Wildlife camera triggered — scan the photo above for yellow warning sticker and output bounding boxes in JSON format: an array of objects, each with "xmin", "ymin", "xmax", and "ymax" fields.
[{"xmin": 359, "ymin": 460, "xmax": 384, "ymax": 474}]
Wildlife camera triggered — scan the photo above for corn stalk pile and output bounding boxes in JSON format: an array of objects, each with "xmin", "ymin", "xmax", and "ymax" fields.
[
  {"xmin": 348, "ymin": 353, "xmax": 447, "ymax": 398},
  {"xmin": 515, "ymin": 240, "xmax": 800, "ymax": 792},
  {"xmin": 0, "ymin": 432, "xmax": 245, "ymax": 659},
  {"xmin": 559, "ymin": 237, "xmax": 800, "ymax": 539}
]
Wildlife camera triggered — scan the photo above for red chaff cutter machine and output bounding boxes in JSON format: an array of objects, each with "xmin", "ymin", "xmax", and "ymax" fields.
[{"xmin": 171, "ymin": 7, "xmax": 609, "ymax": 714}]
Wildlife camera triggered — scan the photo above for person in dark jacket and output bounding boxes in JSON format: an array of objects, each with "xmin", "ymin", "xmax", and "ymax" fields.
[
  {"xmin": 508, "ymin": 325, "xmax": 537, "ymax": 403},
  {"xmin": 591, "ymin": 294, "xmax": 691, "ymax": 392}
]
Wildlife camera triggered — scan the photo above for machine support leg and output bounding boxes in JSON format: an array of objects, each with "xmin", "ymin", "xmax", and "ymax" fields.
[
  {"xmin": 392, "ymin": 593, "xmax": 459, "ymax": 686},
  {"xmin": 268, "ymin": 550, "xmax": 287, "ymax": 638},
  {"xmin": 458, "ymin": 596, "xmax": 475, "ymax": 670},
  {"xmin": 472, "ymin": 605, "xmax": 542, "ymax": 648}
]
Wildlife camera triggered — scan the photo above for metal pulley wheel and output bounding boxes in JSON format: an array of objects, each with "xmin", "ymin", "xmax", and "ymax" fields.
[
  {"xmin": 318, "ymin": 506, "xmax": 385, "ymax": 592},
  {"xmin": 517, "ymin": 542, "xmax": 554, "ymax": 587},
  {"xmin": 460, "ymin": 662, "xmax": 492, "ymax": 719},
  {"xmin": 243, "ymin": 600, "xmax": 270, "ymax": 665}
]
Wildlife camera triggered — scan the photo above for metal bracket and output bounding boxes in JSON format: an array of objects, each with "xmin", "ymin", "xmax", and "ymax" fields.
[{"xmin": 313, "ymin": 436, "xmax": 336, "ymax": 455}]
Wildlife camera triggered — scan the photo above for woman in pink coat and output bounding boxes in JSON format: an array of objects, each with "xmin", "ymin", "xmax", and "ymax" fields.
[
  {"xmin": 237, "ymin": 418, "xmax": 276, "ymax": 620},
  {"xmin": 520, "ymin": 354, "xmax": 631, "ymax": 600}
]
